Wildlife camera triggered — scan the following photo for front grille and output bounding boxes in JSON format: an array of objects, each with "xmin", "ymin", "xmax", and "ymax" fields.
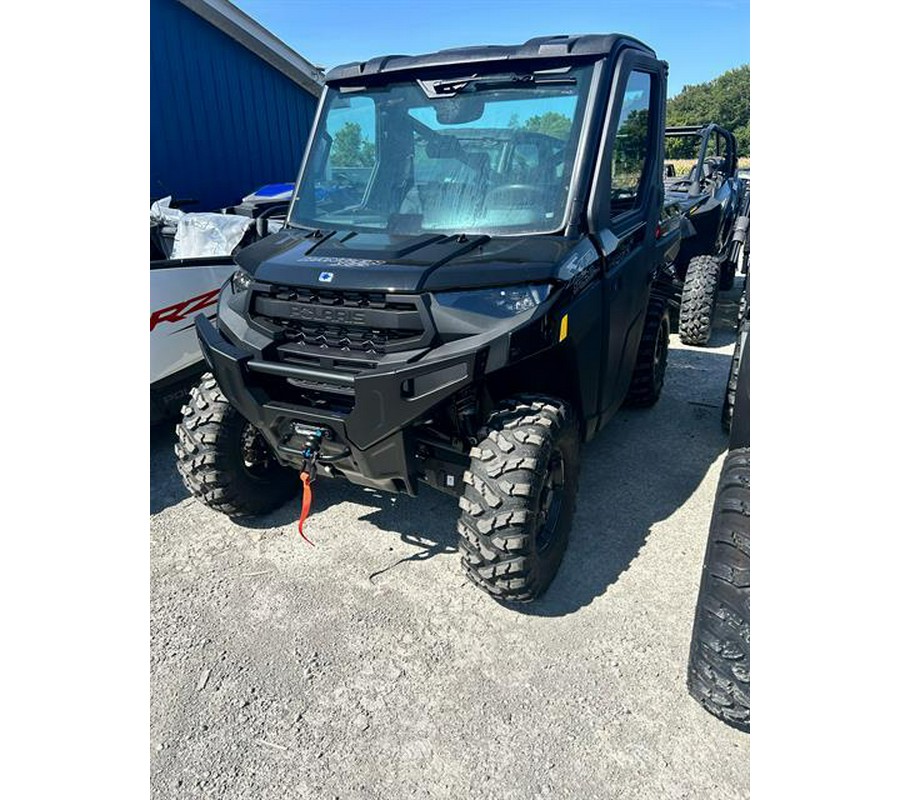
[
  {"xmin": 281, "ymin": 322, "xmax": 413, "ymax": 354},
  {"xmin": 249, "ymin": 285, "xmax": 429, "ymax": 357},
  {"xmin": 266, "ymin": 286, "xmax": 417, "ymax": 311}
]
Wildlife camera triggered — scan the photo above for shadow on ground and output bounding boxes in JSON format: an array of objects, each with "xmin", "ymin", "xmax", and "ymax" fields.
[
  {"xmin": 522, "ymin": 350, "xmax": 731, "ymax": 616},
  {"xmin": 150, "ymin": 277, "xmax": 743, "ymax": 612},
  {"xmin": 150, "ymin": 422, "xmax": 187, "ymax": 514},
  {"xmin": 235, "ymin": 470, "xmax": 461, "ymax": 575}
]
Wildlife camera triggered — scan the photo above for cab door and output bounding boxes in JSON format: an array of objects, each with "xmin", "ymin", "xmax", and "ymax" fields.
[{"xmin": 588, "ymin": 53, "xmax": 667, "ymax": 421}]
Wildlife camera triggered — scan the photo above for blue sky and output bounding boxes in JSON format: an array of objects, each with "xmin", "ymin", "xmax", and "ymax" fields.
[{"xmin": 232, "ymin": 0, "xmax": 748, "ymax": 97}]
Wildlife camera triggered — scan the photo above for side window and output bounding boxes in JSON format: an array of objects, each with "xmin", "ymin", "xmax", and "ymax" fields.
[{"xmin": 610, "ymin": 71, "xmax": 652, "ymax": 216}]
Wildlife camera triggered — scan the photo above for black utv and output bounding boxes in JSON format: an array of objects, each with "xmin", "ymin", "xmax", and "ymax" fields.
[
  {"xmin": 664, "ymin": 124, "xmax": 747, "ymax": 345},
  {"xmin": 176, "ymin": 34, "xmax": 682, "ymax": 603}
]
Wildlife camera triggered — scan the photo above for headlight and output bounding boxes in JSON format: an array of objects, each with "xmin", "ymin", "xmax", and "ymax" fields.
[
  {"xmin": 432, "ymin": 284, "xmax": 552, "ymax": 318},
  {"xmin": 230, "ymin": 269, "xmax": 253, "ymax": 293}
]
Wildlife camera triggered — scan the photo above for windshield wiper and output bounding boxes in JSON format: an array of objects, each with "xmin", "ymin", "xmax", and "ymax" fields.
[
  {"xmin": 425, "ymin": 73, "xmax": 576, "ymax": 96},
  {"xmin": 471, "ymin": 74, "xmax": 576, "ymax": 90}
]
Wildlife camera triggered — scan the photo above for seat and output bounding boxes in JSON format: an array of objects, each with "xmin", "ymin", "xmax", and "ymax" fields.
[{"xmin": 402, "ymin": 150, "xmax": 493, "ymax": 228}]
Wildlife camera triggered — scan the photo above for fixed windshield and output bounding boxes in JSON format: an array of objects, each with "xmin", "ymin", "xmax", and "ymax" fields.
[{"xmin": 290, "ymin": 65, "xmax": 594, "ymax": 236}]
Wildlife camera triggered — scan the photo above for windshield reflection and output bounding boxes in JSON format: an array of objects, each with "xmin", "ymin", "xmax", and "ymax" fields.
[{"xmin": 290, "ymin": 66, "xmax": 594, "ymax": 236}]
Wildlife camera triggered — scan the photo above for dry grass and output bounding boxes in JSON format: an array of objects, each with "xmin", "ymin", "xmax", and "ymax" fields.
[{"xmin": 665, "ymin": 157, "xmax": 750, "ymax": 177}]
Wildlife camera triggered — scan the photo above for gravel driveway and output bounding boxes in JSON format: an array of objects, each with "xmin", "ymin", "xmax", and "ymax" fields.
[{"xmin": 150, "ymin": 281, "xmax": 749, "ymax": 799}]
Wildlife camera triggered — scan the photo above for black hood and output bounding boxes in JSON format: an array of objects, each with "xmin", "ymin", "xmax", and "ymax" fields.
[{"xmin": 235, "ymin": 228, "xmax": 579, "ymax": 292}]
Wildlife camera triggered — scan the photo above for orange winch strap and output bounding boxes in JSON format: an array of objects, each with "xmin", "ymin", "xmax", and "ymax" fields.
[{"xmin": 297, "ymin": 471, "xmax": 315, "ymax": 546}]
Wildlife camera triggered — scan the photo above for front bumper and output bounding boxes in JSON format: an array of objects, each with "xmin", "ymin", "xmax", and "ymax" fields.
[{"xmin": 195, "ymin": 313, "xmax": 484, "ymax": 494}]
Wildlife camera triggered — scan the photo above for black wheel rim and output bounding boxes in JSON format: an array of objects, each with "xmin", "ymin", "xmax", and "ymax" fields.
[
  {"xmin": 240, "ymin": 424, "xmax": 278, "ymax": 479},
  {"xmin": 536, "ymin": 449, "xmax": 565, "ymax": 553}
]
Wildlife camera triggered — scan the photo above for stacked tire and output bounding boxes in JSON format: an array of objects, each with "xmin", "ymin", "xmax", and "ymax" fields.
[{"xmin": 687, "ymin": 449, "xmax": 750, "ymax": 731}]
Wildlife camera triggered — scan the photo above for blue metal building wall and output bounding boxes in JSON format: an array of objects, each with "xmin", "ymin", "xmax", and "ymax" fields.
[{"xmin": 150, "ymin": 0, "xmax": 318, "ymax": 210}]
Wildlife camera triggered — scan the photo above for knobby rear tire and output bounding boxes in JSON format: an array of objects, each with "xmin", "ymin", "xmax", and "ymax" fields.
[
  {"xmin": 679, "ymin": 255, "xmax": 720, "ymax": 346},
  {"xmin": 625, "ymin": 295, "xmax": 670, "ymax": 408}
]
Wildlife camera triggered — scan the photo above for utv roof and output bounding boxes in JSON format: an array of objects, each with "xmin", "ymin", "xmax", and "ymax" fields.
[{"xmin": 325, "ymin": 34, "xmax": 656, "ymax": 86}]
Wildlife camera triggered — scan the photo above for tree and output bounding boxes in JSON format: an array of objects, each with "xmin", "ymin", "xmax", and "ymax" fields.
[
  {"xmin": 522, "ymin": 111, "xmax": 572, "ymax": 140},
  {"xmin": 330, "ymin": 121, "xmax": 376, "ymax": 167},
  {"xmin": 613, "ymin": 108, "xmax": 650, "ymax": 187},
  {"xmin": 666, "ymin": 65, "xmax": 750, "ymax": 157}
]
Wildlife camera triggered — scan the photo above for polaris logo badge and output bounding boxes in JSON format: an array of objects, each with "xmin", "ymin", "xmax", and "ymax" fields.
[
  {"xmin": 288, "ymin": 305, "xmax": 366, "ymax": 324},
  {"xmin": 318, "ymin": 271, "xmax": 334, "ymax": 283}
]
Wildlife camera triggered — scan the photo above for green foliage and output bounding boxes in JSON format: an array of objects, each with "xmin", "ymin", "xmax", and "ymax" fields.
[
  {"xmin": 666, "ymin": 65, "xmax": 750, "ymax": 157},
  {"xmin": 521, "ymin": 111, "xmax": 572, "ymax": 140},
  {"xmin": 331, "ymin": 121, "xmax": 376, "ymax": 167},
  {"xmin": 613, "ymin": 108, "xmax": 650, "ymax": 188}
]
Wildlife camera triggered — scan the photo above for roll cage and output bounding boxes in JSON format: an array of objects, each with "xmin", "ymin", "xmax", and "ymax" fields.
[{"xmin": 664, "ymin": 123, "xmax": 737, "ymax": 197}]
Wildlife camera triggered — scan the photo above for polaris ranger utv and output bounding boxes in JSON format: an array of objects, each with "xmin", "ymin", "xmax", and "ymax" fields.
[
  {"xmin": 664, "ymin": 124, "xmax": 747, "ymax": 345},
  {"xmin": 176, "ymin": 34, "xmax": 682, "ymax": 603}
]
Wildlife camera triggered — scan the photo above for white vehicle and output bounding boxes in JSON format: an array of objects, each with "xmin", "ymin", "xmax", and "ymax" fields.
[
  {"xmin": 150, "ymin": 195, "xmax": 288, "ymax": 422},
  {"xmin": 151, "ymin": 259, "xmax": 236, "ymax": 422}
]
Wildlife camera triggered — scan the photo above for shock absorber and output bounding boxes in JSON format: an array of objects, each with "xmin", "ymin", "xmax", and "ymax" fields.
[{"xmin": 453, "ymin": 386, "xmax": 479, "ymax": 443}]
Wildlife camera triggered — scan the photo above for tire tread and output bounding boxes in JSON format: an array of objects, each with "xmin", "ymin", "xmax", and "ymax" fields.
[
  {"xmin": 679, "ymin": 255, "xmax": 720, "ymax": 346},
  {"xmin": 175, "ymin": 373, "xmax": 296, "ymax": 517},
  {"xmin": 687, "ymin": 448, "xmax": 750, "ymax": 731},
  {"xmin": 458, "ymin": 396, "xmax": 577, "ymax": 603}
]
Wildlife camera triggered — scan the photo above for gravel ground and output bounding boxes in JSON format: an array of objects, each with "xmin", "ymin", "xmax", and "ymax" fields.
[{"xmin": 150, "ymin": 280, "xmax": 749, "ymax": 799}]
